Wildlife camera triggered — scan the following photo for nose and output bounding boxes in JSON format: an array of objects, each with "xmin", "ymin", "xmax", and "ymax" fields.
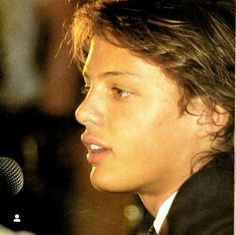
[{"xmin": 75, "ymin": 92, "xmax": 105, "ymax": 127}]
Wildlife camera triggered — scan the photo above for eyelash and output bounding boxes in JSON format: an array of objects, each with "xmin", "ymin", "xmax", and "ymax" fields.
[
  {"xmin": 112, "ymin": 87, "xmax": 132, "ymax": 98},
  {"xmin": 80, "ymin": 86, "xmax": 133, "ymax": 99}
]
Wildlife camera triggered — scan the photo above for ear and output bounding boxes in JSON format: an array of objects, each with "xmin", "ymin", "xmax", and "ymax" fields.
[{"xmin": 187, "ymin": 97, "xmax": 229, "ymax": 137}]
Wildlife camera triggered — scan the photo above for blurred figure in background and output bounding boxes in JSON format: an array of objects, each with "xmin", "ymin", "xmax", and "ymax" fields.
[{"xmin": 0, "ymin": 0, "xmax": 41, "ymax": 110}]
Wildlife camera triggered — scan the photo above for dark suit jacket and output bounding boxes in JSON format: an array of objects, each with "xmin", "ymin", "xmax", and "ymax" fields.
[{"xmin": 161, "ymin": 155, "xmax": 234, "ymax": 235}]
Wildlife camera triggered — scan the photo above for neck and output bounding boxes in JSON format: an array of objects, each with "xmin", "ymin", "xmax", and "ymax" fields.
[
  {"xmin": 137, "ymin": 171, "xmax": 191, "ymax": 216},
  {"xmin": 138, "ymin": 188, "xmax": 178, "ymax": 216}
]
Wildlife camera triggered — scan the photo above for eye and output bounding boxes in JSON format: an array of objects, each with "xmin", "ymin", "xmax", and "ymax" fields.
[
  {"xmin": 112, "ymin": 87, "xmax": 132, "ymax": 98},
  {"xmin": 80, "ymin": 86, "xmax": 90, "ymax": 95}
]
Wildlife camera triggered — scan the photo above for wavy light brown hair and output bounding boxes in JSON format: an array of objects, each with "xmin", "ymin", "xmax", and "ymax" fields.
[{"xmin": 71, "ymin": 0, "xmax": 235, "ymax": 160}]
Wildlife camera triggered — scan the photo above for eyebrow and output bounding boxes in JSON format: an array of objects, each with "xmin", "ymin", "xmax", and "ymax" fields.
[{"xmin": 83, "ymin": 70, "xmax": 141, "ymax": 80}]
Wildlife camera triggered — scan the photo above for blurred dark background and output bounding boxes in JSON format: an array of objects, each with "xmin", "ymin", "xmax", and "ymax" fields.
[{"xmin": 0, "ymin": 1, "xmax": 152, "ymax": 234}]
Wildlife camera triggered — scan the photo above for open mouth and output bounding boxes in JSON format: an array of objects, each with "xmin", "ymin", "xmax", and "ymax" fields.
[
  {"xmin": 90, "ymin": 144, "xmax": 106, "ymax": 153},
  {"xmin": 82, "ymin": 139, "xmax": 111, "ymax": 164}
]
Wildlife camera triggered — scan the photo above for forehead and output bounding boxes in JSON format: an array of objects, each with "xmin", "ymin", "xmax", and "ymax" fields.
[
  {"xmin": 84, "ymin": 36, "xmax": 137, "ymax": 73},
  {"xmin": 83, "ymin": 36, "xmax": 166, "ymax": 80}
]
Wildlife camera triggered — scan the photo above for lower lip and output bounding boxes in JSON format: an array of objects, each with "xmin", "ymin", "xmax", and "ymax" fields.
[{"xmin": 87, "ymin": 149, "xmax": 111, "ymax": 164}]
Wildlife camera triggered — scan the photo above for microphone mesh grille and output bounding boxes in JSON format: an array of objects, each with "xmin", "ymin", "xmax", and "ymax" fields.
[{"xmin": 0, "ymin": 157, "xmax": 24, "ymax": 196}]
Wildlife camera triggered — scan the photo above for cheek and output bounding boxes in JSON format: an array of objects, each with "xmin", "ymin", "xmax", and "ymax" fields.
[
  {"xmin": 122, "ymin": 114, "xmax": 183, "ymax": 157},
  {"xmin": 107, "ymin": 100, "xmax": 182, "ymax": 154},
  {"xmin": 112, "ymin": 115, "xmax": 160, "ymax": 158}
]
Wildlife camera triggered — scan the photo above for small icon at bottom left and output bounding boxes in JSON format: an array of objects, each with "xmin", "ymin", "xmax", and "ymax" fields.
[{"xmin": 13, "ymin": 214, "xmax": 21, "ymax": 223}]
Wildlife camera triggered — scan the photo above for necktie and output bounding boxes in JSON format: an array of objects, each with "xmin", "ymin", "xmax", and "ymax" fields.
[
  {"xmin": 146, "ymin": 225, "xmax": 156, "ymax": 235},
  {"xmin": 146, "ymin": 218, "xmax": 169, "ymax": 235}
]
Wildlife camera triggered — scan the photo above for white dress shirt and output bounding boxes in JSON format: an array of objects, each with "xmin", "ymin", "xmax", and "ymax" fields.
[{"xmin": 153, "ymin": 192, "xmax": 178, "ymax": 234}]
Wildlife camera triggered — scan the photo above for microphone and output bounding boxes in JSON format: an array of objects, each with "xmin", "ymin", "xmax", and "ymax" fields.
[
  {"xmin": 0, "ymin": 157, "xmax": 24, "ymax": 197},
  {"xmin": 0, "ymin": 158, "xmax": 35, "ymax": 234}
]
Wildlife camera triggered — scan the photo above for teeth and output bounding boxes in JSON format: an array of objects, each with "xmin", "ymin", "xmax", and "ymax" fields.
[{"xmin": 91, "ymin": 144, "xmax": 102, "ymax": 150}]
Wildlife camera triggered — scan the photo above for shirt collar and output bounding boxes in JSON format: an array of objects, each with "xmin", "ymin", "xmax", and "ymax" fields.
[{"xmin": 153, "ymin": 192, "xmax": 178, "ymax": 234}]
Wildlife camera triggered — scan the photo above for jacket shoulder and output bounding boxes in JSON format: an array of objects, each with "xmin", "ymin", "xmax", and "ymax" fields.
[{"xmin": 166, "ymin": 156, "xmax": 234, "ymax": 235}]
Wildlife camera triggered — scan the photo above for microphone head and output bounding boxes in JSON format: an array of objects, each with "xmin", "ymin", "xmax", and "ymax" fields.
[{"xmin": 0, "ymin": 157, "xmax": 24, "ymax": 196}]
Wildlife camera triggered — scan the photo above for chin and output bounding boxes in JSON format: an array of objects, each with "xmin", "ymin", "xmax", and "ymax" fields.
[
  {"xmin": 90, "ymin": 168, "xmax": 136, "ymax": 194},
  {"xmin": 91, "ymin": 178, "xmax": 118, "ymax": 193},
  {"xmin": 90, "ymin": 172, "xmax": 111, "ymax": 191},
  {"xmin": 90, "ymin": 177, "xmax": 135, "ymax": 194},
  {"xmin": 90, "ymin": 176, "xmax": 128, "ymax": 193}
]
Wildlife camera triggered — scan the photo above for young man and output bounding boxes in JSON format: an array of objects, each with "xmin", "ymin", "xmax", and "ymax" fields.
[{"xmin": 71, "ymin": 0, "xmax": 234, "ymax": 234}]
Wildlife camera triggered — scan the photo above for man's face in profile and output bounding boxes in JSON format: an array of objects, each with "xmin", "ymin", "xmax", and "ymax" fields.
[{"xmin": 75, "ymin": 36, "xmax": 199, "ymax": 198}]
